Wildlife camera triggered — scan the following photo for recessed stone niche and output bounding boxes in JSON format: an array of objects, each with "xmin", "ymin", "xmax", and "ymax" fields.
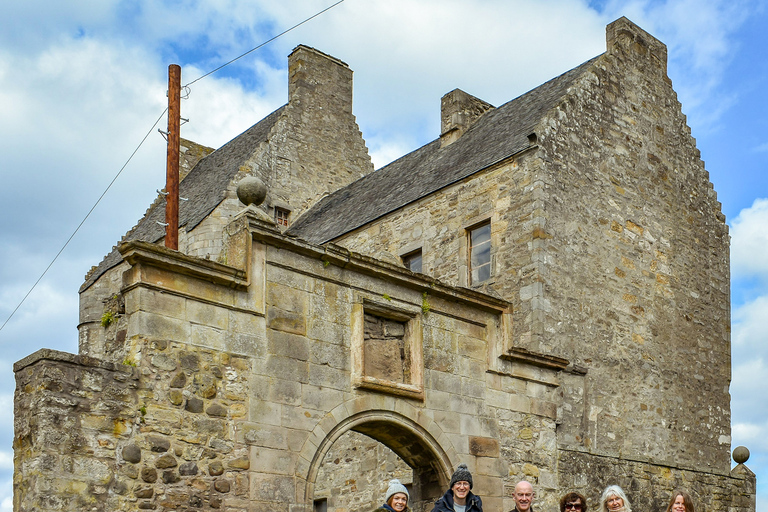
[
  {"xmin": 363, "ymin": 313, "xmax": 410, "ymax": 383},
  {"xmin": 352, "ymin": 298, "xmax": 423, "ymax": 399}
]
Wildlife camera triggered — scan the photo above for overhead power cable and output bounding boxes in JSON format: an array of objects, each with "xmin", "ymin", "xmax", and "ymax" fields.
[
  {"xmin": 0, "ymin": 109, "xmax": 168, "ymax": 335},
  {"xmin": 184, "ymin": 0, "xmax": 346, "ymax": 88},
  {"xmin": 0, "ymin": 0, "xmax": 347, "ymax": 335}
]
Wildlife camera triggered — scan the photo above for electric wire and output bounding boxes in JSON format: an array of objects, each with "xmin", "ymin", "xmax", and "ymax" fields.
[
  {"xmin": 0, "ymin": 0, "xmax": 346, "ymax": 335},
  {"xmin": 184, "ymin": 0, "xmax": 345, "ymax": 88},
  {"xmin": 0, "ymin": 108, "xmax": 168, "ymax": 335}
]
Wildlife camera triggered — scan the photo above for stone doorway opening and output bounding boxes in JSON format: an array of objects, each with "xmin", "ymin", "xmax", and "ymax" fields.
[{"xmin": 307, "ymin": 412, "xmax": 450, "ymax": 512}]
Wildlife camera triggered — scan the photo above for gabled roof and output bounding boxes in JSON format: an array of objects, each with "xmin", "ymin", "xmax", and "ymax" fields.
[
  {"xmin": 81, "ymin": 106, "xmax": 286, "ymax": 292},
  {"xmin": 288, "ymin": 56, "xmax": 600, "ymax": 245}
]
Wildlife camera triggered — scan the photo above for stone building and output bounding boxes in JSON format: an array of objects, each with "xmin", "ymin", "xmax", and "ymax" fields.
[{"xmin": 13, "ymin": 17, "xmax": 755, "ymax": 512}]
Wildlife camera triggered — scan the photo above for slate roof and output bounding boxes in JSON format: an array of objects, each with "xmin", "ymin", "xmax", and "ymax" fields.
[
  {"xmin": 82, "ymin": 54, "xmax": 599, "ymax": 291},
  {"xmin": 288, "ymin": 56, "xmax": 600, "ymax": 245},
  {"xmin": 81, "ymin": 106, "xmax": 286, "ymax": 291}
]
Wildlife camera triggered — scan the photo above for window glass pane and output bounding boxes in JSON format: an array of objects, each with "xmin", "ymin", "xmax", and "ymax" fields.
[
  {"xmin": 469, "ymin": 222, "xmax": 491, "ymax": 283},
  {"xmin": 470, "ymin": 223, "xmax": 491, "ymax": 245},
  {"xmin": 472, "ymin": 263, "xmax": 491, "ymax": 283},
  {"xmin": 404, "ymin": 251, "xmax": 422, "ymax": 273},
  {"xmin": 470, "ymin": 241, "xmax": 490, "ymax": 267}
]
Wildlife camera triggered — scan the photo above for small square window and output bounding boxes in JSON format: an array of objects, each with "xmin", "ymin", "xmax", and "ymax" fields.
[
  {"xmin": 402, "ymin": 249, "xmax": 422, "ymax": 274},
  {"xmin": 314, "ymin": 498, "xmax": 327, "ymax": 512},
  {"xmin": 275, "ymin": 207, "xmax": 290, "ymax": 227},
  {"xmin": 469, "ymin": 222, "xmax": 491, "ymax": 284}
]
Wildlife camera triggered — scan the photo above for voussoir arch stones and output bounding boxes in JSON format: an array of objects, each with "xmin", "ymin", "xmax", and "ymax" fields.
[{"xmin": 298, "ymin": 395, "xmax": 456, "ymax": 503}]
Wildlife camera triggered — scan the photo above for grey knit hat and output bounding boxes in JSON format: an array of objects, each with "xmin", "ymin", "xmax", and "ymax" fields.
[
  {"xmin": 385, "ymin": 479, "xmax": 409, "ymax": 504},
  {"xmin": 449, "ymin": 463, "xmax": 473, "ymax": 490}
]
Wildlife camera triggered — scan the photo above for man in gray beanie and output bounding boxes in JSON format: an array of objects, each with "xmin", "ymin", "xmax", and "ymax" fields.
[{"xmin": 431, "ymin": 464, "xmax": 483, "ymax": 512}]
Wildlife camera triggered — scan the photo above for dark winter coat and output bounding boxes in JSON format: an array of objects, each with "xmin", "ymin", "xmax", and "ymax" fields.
[
  {"xmin": 374, "ymin": 504, "xmax": 410, "ymax": 512},
  {"xmin": 431, "ymin": 489, "xmax": 483, "ymax": 512}
]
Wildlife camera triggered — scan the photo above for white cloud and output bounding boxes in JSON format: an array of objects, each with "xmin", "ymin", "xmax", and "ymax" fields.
[
  {"xmin": 0, "ymin": 475, "xmax": 10, "ymax": 512},
  {"xmin": 731, "ymin": 198, "xmax": 768, "ymax": 280}
]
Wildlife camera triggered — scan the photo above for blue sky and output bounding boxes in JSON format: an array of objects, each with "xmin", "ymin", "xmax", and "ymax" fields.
[{"xmin": 0, "ymin": 0, "xmax": 766, "ymax": 509}]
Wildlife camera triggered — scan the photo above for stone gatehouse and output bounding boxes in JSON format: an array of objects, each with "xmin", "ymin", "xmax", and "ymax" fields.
[{"xmin": 13, "ymin": 16, "xmax": 755, "ymax": 512}]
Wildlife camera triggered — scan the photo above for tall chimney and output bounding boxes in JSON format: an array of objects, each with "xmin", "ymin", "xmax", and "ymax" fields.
[{"xmin": 288, "ymin": 45, "xmax": 353, "ymax": 115}]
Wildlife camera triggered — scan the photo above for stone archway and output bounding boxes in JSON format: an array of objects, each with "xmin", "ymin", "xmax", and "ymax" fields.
[{"xmin": 303, "ymin": 409, "xmax": 454, "ymax": 512}]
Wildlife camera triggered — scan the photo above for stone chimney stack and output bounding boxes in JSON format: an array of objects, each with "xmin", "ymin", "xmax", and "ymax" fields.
[
  {"xmin": 606, "ymin": 17, "xmax": 668, "ymax": 76},
  {"xmin": 289, "ymin": 45, "xmax": 353, "ymax": 115},
  {"xmin": 268, "ymin": 45, "xmax": 373, "ymax": 222},
  {"xmin": 440, "ymin": 89, "xmax": 494, "ymax": 148}
]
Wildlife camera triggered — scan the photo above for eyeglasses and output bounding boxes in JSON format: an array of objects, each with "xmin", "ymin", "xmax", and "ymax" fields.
[{"xmin": 565, "ymin": 503, "xmax": 582, "ymax": 510}]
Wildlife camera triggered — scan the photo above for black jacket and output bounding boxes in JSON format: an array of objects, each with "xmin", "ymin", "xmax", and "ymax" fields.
[
  {"xmin": 431, "ymin": 489, "xmax": 483, "ymax": 512},
  {"xmin": 374, "ymin": 505, "xmax": 410, "ymax": 512}
]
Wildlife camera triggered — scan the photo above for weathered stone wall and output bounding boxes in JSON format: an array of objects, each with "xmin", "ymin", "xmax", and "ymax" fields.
[
  {"xmin": 13, "ymin": 351, "xmax": 139, "ymax": 511},
  {"xmin": 333, "ymin": 153, "xmax": 539, "ymax": 344},
  {"xmin": 329, "ymin": 18, "xmax": 738, "ymax": 509},
  {"xmin": 21, "ymin": 216, "xmax": 572, "ymax": 512},
  {"xmin": 534, "ymin": 18, "xmax": 730, "ymax": 471},
  {"xmin": 557, "ymin": 450, "xmax": 755, "ymax": 512}
]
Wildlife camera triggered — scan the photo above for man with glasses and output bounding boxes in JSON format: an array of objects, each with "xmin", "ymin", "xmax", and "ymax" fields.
[
  {"xmin": 559, "ymin": 492, "xmax": 587, "ymax": 512},
  {"xmin": 432, "ymin": 464, "xmax": 483, "ymax": 512},
  {"xmin": 511, "ymin": 481, "xmax": 535, "ymax": 512}
]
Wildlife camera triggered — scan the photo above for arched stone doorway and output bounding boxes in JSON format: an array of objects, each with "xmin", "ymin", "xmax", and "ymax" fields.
[{"xmin": 304, "ymin": 410, "xmax": 453, "ymax": 512}]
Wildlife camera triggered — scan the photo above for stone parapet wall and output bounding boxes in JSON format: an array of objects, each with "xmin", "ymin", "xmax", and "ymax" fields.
[
  {"xmin": 557, "ymin": 449, "xmax": 755, "ymax": 512},
  {"xmin": 13, "ymin": 350, "xmax": 139, "ymax": 511}
]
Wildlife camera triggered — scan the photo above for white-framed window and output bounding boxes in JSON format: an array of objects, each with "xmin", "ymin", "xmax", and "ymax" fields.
[
  {"xmin": 275, "ymin": 207, "xmax": 290, "ymax": 227},
  {"xmin": 469, "ymin": 221, "xmax": 491, "ymax": 284}
]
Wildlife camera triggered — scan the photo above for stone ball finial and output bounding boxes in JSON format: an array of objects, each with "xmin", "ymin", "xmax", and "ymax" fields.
[
  {"xmin": 733, "ymin": 446, "xmax": 750, "ymax": 464},
  {"xmin": 237, "ymin": 176, "xmax": 267, "ymax": 206}
]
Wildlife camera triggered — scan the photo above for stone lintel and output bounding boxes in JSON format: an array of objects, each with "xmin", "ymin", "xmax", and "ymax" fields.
[
  {"xmin": 354, "ymin": 379, "xmax": 425, "ymax": 400},
  {"xmin": 118, "ymin": 240, "xmax": 248, "ymax": 290}
]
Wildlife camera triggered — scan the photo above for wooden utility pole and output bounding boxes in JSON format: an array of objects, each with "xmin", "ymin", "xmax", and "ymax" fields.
[{"xmin": 164, "ymin": 64, "xmax": 181, "ymax": 250}]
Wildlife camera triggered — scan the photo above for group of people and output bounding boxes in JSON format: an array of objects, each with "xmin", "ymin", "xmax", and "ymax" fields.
[{"xmin": 376, "ymin": 465, "xmax": 696, "ymax": 512}]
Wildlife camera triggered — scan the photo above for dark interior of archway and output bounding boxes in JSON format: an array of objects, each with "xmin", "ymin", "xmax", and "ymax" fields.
[
  {"xmin": 312, "ymin": 422, "xmax": 445, "ymax": 512},
  {"xmin": 353, "ymin": 421, "xmax": 444, "ymax": 509}
]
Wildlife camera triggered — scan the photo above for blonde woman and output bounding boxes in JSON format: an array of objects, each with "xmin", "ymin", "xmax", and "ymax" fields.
[{"xmin": 600, "ymin": 486, "xmax": 631, "ymax": 512}]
